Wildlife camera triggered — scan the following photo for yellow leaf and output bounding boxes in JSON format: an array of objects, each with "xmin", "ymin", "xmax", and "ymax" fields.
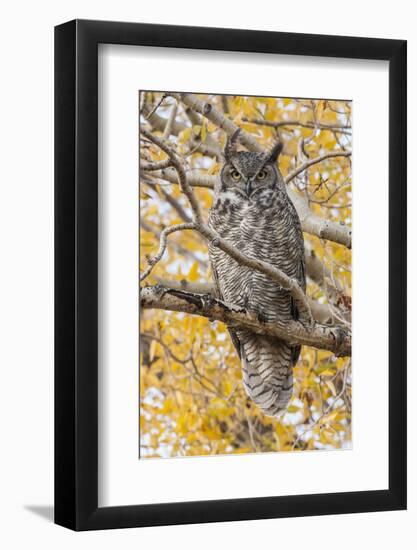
[
  {"xmin": 316, "ymin": 100, "xmax": 325, "ymax": 121},
  {"xmin": 149, "ymin": 340, "xmax": 157, "ymax": 361},
  {"xmin": 301, "ymin": 127, "xmax": 314, "ymax": 139},
  {"xmin": 161, "ymin": 398, "xmax": 174, "ymax": 414},
  {"xmin": 178, "ymin": 127, "xmax": 192, "ymax": 143},
  {"xmin": 188, "ymin": 261, "xmax": 200, "ymax": 282},
  {"xmin": 318, "ymin": 369, "xmax": 336, "ymax": 377},
  {"xmin": 325, "ymin": 379, "xmax": 337, "ymax": 396},
  {"xmin": 140, "ymin": 188, "xmax": 152, "ymax": 200},
  {"xmin": 207, "ymin": 162, "xmax": 219, "ymax": 175},
  {"xmin": 233, "ymin": 96, "xmax": 243, "ymax": 110}
]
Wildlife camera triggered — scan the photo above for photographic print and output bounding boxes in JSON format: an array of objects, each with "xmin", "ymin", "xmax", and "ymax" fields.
[{"xmin": 139, "ymin": 92, "xmax": 352, "ymax": 459}]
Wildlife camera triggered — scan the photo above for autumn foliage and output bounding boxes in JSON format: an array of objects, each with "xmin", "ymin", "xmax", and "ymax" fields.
[{"xmin": 139, "ymin": 93, "xmax": 352, "ymax": 458}]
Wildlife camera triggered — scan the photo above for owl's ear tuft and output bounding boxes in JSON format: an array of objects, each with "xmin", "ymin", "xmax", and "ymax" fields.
[
  {"xmin": 224, "ymin": 129, "xmax": 241, "ymax": 161},
  {"xmin": 266, "ymin": 140, "xmax": 283, "ymax": 163}
]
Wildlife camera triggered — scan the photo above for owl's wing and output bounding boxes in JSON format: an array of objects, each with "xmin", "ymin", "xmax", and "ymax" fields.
[
  {"xmin": 211, "ymin": 260, "xmax": 242, "ymax": 359},
  {"xmin": 290, "ymin": 255, "xmax": 306, "ymax": 364},
  {"xmin": 290, "ymin": 255, "xmax": 306, "ymax": 321},
  {"xmin": 227, "ymin": 329, "xmax": 242, "ymax": 359}
]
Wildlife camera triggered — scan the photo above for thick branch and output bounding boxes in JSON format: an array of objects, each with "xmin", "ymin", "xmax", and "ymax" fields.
[
  {"xmin": 171, "ymin": 93, "xmax": 263, "ymax": 153},
  {"xmin": 154, "ymin": 276, "xmax": 335, "ymax": 325},
  {"xmin": 290, "ymin": 191, "xmax": 352, "ymax": 249},
  {"xmin": 154, "ymin": 277, "xmax": 214, "ymax": 296},
  {"xmin": 162, "ymin": 101, "xmax": 178, "ymax": 140},
  {"xmin": 148, "ymin": 167, "xmax": 215, "ymax": 189},
  {"xmin": 140, "ymin": 158, "xmax": 172, "ymax": 171},
  {"xmin": 140, "ymin": 286, "xmax": 351, "ymax": 356}
]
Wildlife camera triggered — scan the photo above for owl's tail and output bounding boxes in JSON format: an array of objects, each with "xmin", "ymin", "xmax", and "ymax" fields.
[{"xmin": 238, "ymin": 330, "xmax": 298, "ymax": 417}]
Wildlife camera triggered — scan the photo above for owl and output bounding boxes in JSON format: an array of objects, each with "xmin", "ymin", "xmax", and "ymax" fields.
[{"xmin": 208, "ymin": 132, "xmax": 306, "ymax": 417}]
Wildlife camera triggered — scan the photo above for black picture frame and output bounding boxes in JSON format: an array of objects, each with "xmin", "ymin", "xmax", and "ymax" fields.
[{"xmin": 55, "ymin": 19, "xmax": 407, "ymax": 531}]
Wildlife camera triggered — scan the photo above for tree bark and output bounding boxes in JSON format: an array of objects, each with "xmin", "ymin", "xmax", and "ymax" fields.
[{"xmin": 140, "ymin": 285, "xmax": 351, "ymax": 356}]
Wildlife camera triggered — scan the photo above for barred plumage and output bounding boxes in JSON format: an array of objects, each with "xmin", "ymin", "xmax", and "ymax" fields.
[{"xmin": 208, "ymin": 137, "xmax": 305, "ymax": 416}]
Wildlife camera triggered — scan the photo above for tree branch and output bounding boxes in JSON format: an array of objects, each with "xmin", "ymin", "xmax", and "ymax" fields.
[
  {"xmin": 284, "ymin": 151, "xmax": 351, "ymax": 184},
  {"xmin": 289, "ymin": 191, "xmax": 352, "ymax": 249},
  {"xmin": 140, "ymin": 285, "xmax": 351, "ymax": 356},
  {"xmin": 140, "ymin": 128, "xmax": 203, "ymax": 224},
  {"xmin": 159, "ymin": 187, "xmax": 193, "ymax": 223},
  {"xmin": 140, "ymin": 222, "xmax": 196, "ymax": 281},
  {"xmin": 162, "ymin": 101, "xmax": 178, "ymax": 140},
  {"xmin": 140, "ymin": 219, "xmax": 206, "ymax": 268},
  {"xmin": 242, "ymin": 117, "xmax": 351, "ymax": 134},
  {"xmin": 140, "ymin": 158, "xmax": 173, "ymax": 171},
  {"xmin": 153, "ymin": 276, "xmax": 335, "ymax": 325},
  {"xmin": 147, "ymin": 167, "xmax": 215, "ymax": 189},
  {"xmin": 141, "ymin": 100, "xmax": 222, "ymax": 159},
  {"xmin": 171, "ymin": 92, "xmax": 263, "ymax": 153}
]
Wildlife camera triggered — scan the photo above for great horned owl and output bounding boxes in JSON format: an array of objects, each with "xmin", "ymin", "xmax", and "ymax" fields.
[{"xmin": 208, "ymin": 132, "xmax": 306, "ymax": 417}]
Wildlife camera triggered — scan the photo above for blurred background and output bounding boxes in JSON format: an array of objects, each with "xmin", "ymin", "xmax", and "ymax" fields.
[{"xmin": 139, "ymin": 93, "xmax": 352, "ymax": 458}]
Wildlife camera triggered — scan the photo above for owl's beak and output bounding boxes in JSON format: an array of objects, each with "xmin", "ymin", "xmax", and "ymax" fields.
[{"xmin": 245, "ymin": 179, "xmax": 253, "ymax": 196}]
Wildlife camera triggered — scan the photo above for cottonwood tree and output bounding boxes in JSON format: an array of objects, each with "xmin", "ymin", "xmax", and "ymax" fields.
[{"xmin": 139, "ymin": 92, "xmax": 352, "ymax": 457}]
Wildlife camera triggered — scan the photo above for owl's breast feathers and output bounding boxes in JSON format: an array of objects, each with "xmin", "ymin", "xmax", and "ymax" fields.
[{"xmin": 209, "ymin": 187, "xmax": 306, "ymax": 306}]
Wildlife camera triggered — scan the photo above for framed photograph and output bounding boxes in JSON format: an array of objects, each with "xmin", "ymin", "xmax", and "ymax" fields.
[{"xmin": 55, "ymin": 19, "xmax": 407, "ymax": 531}]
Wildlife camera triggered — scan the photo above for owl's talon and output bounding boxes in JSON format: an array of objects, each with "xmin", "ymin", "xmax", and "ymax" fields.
[
  {"xmin": 333, "ymin": 327, "xmax": 349, "ymax": 355},
  {"xmin": 245, "ymin": 305, "xmax": 267, "ymax": 324},
  {"xmin": 201, "ymin": 294, "xmax": 215, "ymax": 311},
  {"xmin": 154, "ymin": 284, "xmax": 167, "ymax": 298},
  {"xmin": 298, "ymin": 316, "xmax": 315, "ymax": 332},
  {"xmin": 256, "ymin": 309, "xmax": 268, "ymax": 324}
]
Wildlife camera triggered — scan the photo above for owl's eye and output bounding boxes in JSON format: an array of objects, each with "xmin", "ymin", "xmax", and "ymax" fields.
[
  {"xmin": 257, "ymin": 169, "xmax": 268, "ymax": 181},
  {"xmin": 230, "ymin": 169, "xmax": 241, "ymax": 181}
]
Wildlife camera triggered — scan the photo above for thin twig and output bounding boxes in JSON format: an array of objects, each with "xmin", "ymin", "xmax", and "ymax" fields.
[
  {"xmin": 140, "ymin": 223, "xmax": 196, "ymax": 281},
  {"xmin": 144, "ymin": 93, "xmax": 167, "ymax": 120},
  {"xmin": 242, "ymin": 117, "xmax": 351, "ymax": 134},
  {"xmin": 285, "ymin": 151, "xmax": 352, "ymax": 185}
]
